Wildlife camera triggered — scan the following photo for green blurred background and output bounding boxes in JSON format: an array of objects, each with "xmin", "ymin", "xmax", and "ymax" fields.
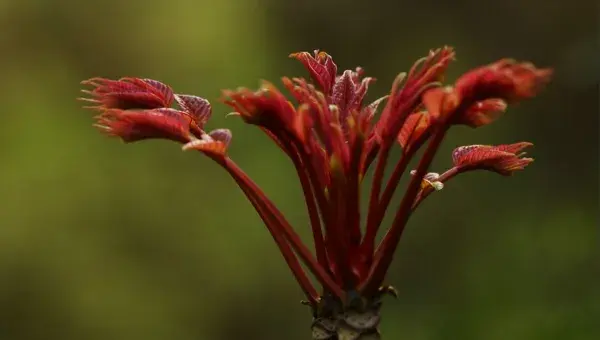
[{"xmin": 0, "ymin": 0, "xmax": 597, "ymax": 339}]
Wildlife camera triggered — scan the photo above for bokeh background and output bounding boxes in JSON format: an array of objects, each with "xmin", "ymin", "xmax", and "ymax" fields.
[{"xmin": 0, "ymin": 0, "xmax": 598, "ymax": 339}]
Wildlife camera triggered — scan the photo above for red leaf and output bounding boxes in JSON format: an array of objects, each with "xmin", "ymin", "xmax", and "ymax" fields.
[
  {"xmin": 452, "ymin": 142, "xmax": 534, "ymax": 175},
  {"xmin": 94, "ymin": 108, "xmax": 192, "ymax": 143},
  {"xmin": 185, "ymin": 128, "xmax": 232, "ymax": 157},
  {"xmin": 455, "ymin": 59, "xmax": 552, "ymax": 103},
  {"xmin": 353, "ymin": 75, "xmax": 376, "ymax": 108},
  {"xmin": 397, "ymin": 111, "xmax": 431, "ymax": 149},
  {"xmin": 175, "ymin": 94, "xmax": 212, "ymax": 126},
  {"xmin": 222, "ymin": 82, "xmax": 295, "ymax": 129},
  {"xmin": 208, "ymin": 128, "xmax": 232, "ymax": 147},
  {"xmin": 422, "ymin": 86, "xmax": 460, "ymax": 121},
  {"xmin": 375, "ymin": 46, "xmax": 456, "ymax": 145},
  {"xmin": 331, "ymin": 70, "xmax": 357, "ymax": 126},
  {"xmin": 458, "ymin": 98, "xmax": 507, "ymax": 128},
  {"xmin": 182, "ymin": 139, "xmax": 229, "ymax": 157},
  {"xmin": 80, "ymin": 77, "xmax": 174, "ymax": 110},
  {"xmin": 141, "ymin": 78, "xmax": 175, "ymax": 106},
  {"xmin": 289, "ymin": 50, "xmax": 337, "ymax": 94}
]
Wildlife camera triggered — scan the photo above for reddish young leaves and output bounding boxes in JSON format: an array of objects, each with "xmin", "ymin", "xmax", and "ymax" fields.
[
  {"xmin": 452, "ymin": 142, "xmax": 534, "ymax": 175},
  {"xmin": 290, "ymin": 50, "xmax": 338, "ymax": 94},
  {"xmin": 397, "ymin": 111, "xmax": 431, "ymax": 151},
  {"xmin": 81, "ymin": 77, "xmax": 220, "ymax": 145},
  {"xmin": 182, "ymin": 128, "xmax": 232, "ymax": 157},
  {"xmin": 222, "ymin": 82, "xmax": 296, "ymax": 130},
  {"xmin": 421, "ymin": 86, "xmax": 460, "ymax": 121},
  {"xmin": 80, "ymin": 77, "xmax": 174, "ymax": 110},
  {"xmin": 455, "ymin": 59, "xmax": 553, "ymax": 103},
  {"xmin": 458, "ymin": 98, "xmax": 507, "ymax": 127},
  {"xmin": 175, "ymin": 94, "xmax": 212, "ymax": 126},
  {"xmin": 375, "ymin": 47, "xmax": 456, "ymax": 146},
  {"xmin": 81, "ymin": 48, "xmax": 551, "ymax": 305},
  {"xmin": 94, "ymin": 108, "xmax": 194, "ymax": 143}
]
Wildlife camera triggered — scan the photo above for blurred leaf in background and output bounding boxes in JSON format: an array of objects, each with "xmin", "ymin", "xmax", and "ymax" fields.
[{"xmin": 0, "ymin": 0, "xmax": 597, "ymax": 339}]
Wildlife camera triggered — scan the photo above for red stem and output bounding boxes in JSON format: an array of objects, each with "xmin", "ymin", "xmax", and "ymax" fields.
[
  {"xmin": 361, "ymin": 138, "xmax": 381, "ymax": 176},
  {"xmin": 235, "ymin": 175, "xmax": 320, "ymax": 304},
  {"xmin": 363, "ymin": 87, "xmax": 431, "ymax": 249},
  {"xmin": 377, "ymin": 152, "xmax": 413, "ymax": 225},
  {"xmin": 220, "ymin": 157, "xmax": 345, "ymax": 300},
  {"xmin": 364, "ymin": 144, "xmax": 391, "ymax": 242},
  {"xmin": 362, "ymin": 119, "xmax": 430, "ymax": 260},
  {"xmin": 411, "ymin": 166, "xmax": 460, "ymax": 210},
  {"xmin": 359, "ymin": 126, "xmax": 450, "ymax": 294},
  {"xmin": 297, "ymin": 146, "xmax": 332, "ymax": 233},
  {"xmin": 377, "ymin": 114, "xmax": 431, "ymax": 223},
  {"xmin": 330, "ymin": 170, "xmax": 352, "ymax": 287},
  {"xmin": 257, "ymin": 129, "xmax": 330, "ymax": 277},
  {"xmin": 266, "ymin": 124, "xmax": 340, "ymax": 287},
  {"xmin": 292, "ymin": 153, "xmax": 329, "ymax": 270},
  {"xmin": 346, "ymin": 136, "xmax": 364, "ymax": 247},
  {"xmin": 279, "ymin": 137, "xmax": 329, "ymax": 272},
  {"xmin": 296, "ymin": 148, "xmax": 344, "ymax": 277},
  {"xmin": 361, "ymin": 149, "xmax": 411, "ymax": 257}
]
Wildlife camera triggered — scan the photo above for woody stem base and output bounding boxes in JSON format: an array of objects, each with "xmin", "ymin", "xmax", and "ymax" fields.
[{"xmin": 309, "ymin": 290, "xmax": 390, "ymax": 340}]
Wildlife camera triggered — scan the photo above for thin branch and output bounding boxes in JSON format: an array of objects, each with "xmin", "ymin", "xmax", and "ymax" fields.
[
  {"xmin": 359, "ymin": 126, "xmax": 450, "ymax": 295},
  {"xmin": 262, "ymin": 129, "xmax": 330, "ymax": 273},
  {"xmin": 220, "ymin": 157, "xmax": 345, "ymax": 300},
  {"xmin": 346, "ymin": 134, "xmax": 365, "ymax": 247},
  {"xmin": 361, "ymin": 150, "xmax": 411, "ymax": 257},
  {"xmin": 235, "ymin": 176, "xmax": 320, "ymax": 304},
  {"xmin": 364, "ymin": 144, "xmax": 391, "ymax": 243},
  {"xmin": 296, "ymin": 147, "xmax": 341, "ymax": 275},
  {"xmin": 411, "ymin": 166, "xmax": 460, "ymax": 210},
  {"xmin": 362, "ymin": 115, "xmax": 430, "ymax": 259},
  {"xmin": 284, "ymin": 140, "xmax": 329, "ymax": 271}
]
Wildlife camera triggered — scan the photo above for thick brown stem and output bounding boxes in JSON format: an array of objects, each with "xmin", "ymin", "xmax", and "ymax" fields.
[
  {"xmin": 310, "ymin": 296, "xmax": 383, "ymax": 340},
  {"xmin": 312, "ymin": 318, "xmax": 381, "ymax": 339}
]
